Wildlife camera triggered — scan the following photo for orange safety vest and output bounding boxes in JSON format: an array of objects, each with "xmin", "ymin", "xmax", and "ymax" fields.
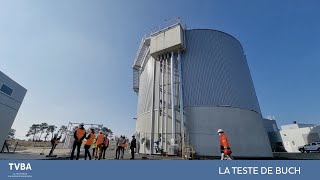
[
  {"xmin": 220, "ymin": 133, "xmax": 230, "ymax": 148},
  {"xmin": 121, "ymin": 142, "xmax": 126, "ymax": 148},
  {"xmin": 96, "ymin": 134, "xmax": 105, "ymax": 145},
  {"xmin": 76, "ymin": 128, "xmax": 86, "ymax": 141},
  {"xmin": 104, "ymin": 138, "xmax": 109, "ymax": 147},
  {"xmin": 220, "ymin": 133, "xmax": 231, "ymax": 155},
  {"xmin": 85, "ymin": 133, "xmax": 95, "ymax": 145}
]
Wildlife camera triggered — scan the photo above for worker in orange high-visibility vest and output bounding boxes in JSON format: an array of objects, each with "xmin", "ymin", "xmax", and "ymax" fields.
[
  {"xmin": 96, "ymin": 131, "xmax": 105, "ymax": 160},
  {"xmin": 84, "ymin": 128, "xmax": 95, "ymax": 160},
  {"xmin": 70, "ymin": 123, "xmax": 86, "ymax": 160},
  {"xmin": 120, "ymin": 136, "xmax": 127, "ymax": 159},
  {"xmin": 102, "ymin": 134, "xmax": 109, "ymax": 159},
  {"xmin": 217, "ymin": 129, "xmax": 233, "ymax": 160}
]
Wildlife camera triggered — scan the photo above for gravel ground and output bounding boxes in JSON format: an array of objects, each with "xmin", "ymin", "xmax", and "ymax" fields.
[{"xmin": 1, "ymin": 147, "xmax": 182, "ymax": 160}]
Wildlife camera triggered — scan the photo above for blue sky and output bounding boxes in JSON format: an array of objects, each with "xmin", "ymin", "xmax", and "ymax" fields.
[{"xmin": 1, "ymin": 0, "xmax": 320, "ymax": 139}]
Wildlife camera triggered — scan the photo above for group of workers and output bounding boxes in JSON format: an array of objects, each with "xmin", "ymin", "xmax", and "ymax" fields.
[
  {"xmin": 114, "ymin": 135, "xmax": 137, "ymax": 159},
  {"xmin": 70, "ymin": 123, "xmax": 137, "ymax": 160},
  {"xmin": 63, "ymin": 123, "xmax": 232, "ymax": 160},
  {"xmin": 70, "ymin": 123, "xmax": 110, "ymax": 160}
]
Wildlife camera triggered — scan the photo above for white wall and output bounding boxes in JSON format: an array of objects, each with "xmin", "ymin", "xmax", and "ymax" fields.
[
  {"xmin": 280, "ymin": 126, "xmax": 320, "ymax": 152},
  {"xmin": 0, "ymin": 71, "xmax": 27, "ymax": 148}
]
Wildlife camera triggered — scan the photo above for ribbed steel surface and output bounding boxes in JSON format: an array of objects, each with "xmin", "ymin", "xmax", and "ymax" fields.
[{"xmin": 182, "ymin": 29, "xmax": 261, "ymax": 114}]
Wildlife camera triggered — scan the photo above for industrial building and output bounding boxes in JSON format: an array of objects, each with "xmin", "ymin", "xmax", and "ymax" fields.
[
  {"xmin": 279, "ymin": 122, "xmax": 320, "ymax": 152},
  {"xmin": 263, "ymin": 118, "xmax": 320, "ymax": 153},
  {"xmin": 132, "ymin": 19, "xmax": 272, "ymax": 158},
  {"xmin": 263, "ymin": 118, "xmax": 283, "ymax": 152},
  {"xmin": 0, "ymin": 71, "xmax": 27, "ymax": 148}
]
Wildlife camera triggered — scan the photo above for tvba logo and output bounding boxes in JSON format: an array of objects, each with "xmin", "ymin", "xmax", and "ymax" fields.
[
  {"xmin": 7, "ymin": 163, "xmax": 33, "ymax": 178},
  {"xmin": 8, "ymin": 163, "xmax": 32, "ymax": 170}
]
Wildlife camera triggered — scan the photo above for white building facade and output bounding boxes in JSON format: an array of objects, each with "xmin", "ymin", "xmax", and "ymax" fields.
[
  {"xmin": 280, "ymin": 123, "xmax": 320, "ymax": 152},
  {"xmin": 0, "ymin": 71, "xmax": 27, "ymax": 147}
]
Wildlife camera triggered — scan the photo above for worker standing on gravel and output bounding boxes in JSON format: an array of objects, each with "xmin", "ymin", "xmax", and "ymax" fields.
[
  {"xmin": 115, "ymin": 136, "xmax": 122, "ymax": 159},
  {"xmin": 217, "ymin": 129, "xmax": 233, "ymax": 160},
  {"xmin": 102, "ymin": 134, "xmax": 109, "ymax": 159},
  {"xmin": 84, "ymin": 128, "xmax": 95, "ymax": 160},
  {"xmin": 91, "ymin": 138, "xmax": 97, "ymax": 159},
  {"xmin": 130, "ymin": 135, "xmax": 136, "ymax": 159},
  {"xmin": 70, "ymin": 123, "xmax": 86, "ymax": 160},
  {"xmin": 96, "ymin": 131, "xmax": 105, "ymax": 160},
  {"xmin": 120, "ymin": 136, "xmax": 127, "ymax": 159}
]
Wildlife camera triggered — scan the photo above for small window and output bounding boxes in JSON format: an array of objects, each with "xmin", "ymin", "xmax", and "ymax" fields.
[
  {"xmin": 312, "ymin": 143, "xmax": 316, "ymax": 145},
  {"xmin": 0, "ymin": 84, "xmax": 13, "ymax": 96},
  {"xmin": 292, "ymin": 141, "xmax": 295, "ymax": 146}
]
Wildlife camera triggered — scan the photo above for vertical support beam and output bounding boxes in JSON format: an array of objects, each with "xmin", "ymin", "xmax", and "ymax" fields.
[
  {"xmin": 66, "ymin": 122, "xmax": 72, "ymax": 149},
  {"xmin": 63, "ymin": 123, "xmax": 70, "ymax": 148},
  {"xmin": 165, "ymin": 56, "xmax": 169, "ymax": 152},
  {"xmin": 161, "ymin": 59, "xmax": 165, "ymax": 150},
  {"xmin": 144, "ymin": 132, "xmax": 147, "ymax": 154},
  {"xmin": 178, "ymin": 51, "xmax": 185, "ymax": 147},
  {"xmin": 150, "ymin": 58, "xmax": 156, "ymax": 155},
  {"xmin": 157, "ymin": 59, "xmax": 160, "ymax": 144},
  {"xmin": 170, "ymin": 52, "xmax": 176, "ymax": 141}
]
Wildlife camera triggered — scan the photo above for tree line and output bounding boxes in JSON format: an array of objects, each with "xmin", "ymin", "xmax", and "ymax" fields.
[
  {"xmin": 24, "ymin": 123, "xmax": 113, "ymax": 142},
  {"xmin": 25, "ymin": 123, "xmax": 67, "ymax": 142}
]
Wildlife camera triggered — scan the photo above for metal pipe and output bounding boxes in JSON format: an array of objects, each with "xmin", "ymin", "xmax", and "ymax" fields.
[
  {"xmin": 161, "ymin": 59, "xmax": 165, "ymax": 150},
  {"xmin": 63, "ymin": 123, "xmax": 69, "ymax": 148},
  {"xmin": 178, "ymin": 51, "xmax": 185, "ymax": 147},
  {"xmin": 150, "ymin": 58, "xmax": 156, "ymax": 155},
  {"xmin": 165, "ymin": 56, "xmax": 169, "ymax": 152},
  {"xmin": 144, "ymin": 132, "xmax": 146, "ymax": 154},
  {"xmin": 170, "ymin": 52, "xmax": 176, "ymax": 141},
  {"xmin": 157, "ymin": 59, "xmax": 161, "ymax": 143},
  {"xmin": 66, "ymin": 122, "xmax": 72, "ymax": 149}
]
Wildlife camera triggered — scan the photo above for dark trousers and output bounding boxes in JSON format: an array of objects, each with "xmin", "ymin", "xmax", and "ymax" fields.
[
  {"xmin": 84, "ymin": 145, "xmax": 91, "ymax": 160},
  {"xmin": 115, "ymin": 146, "xmax": 121, "ymax": 159},
  {"xmin": 121, "ymin": 147, "xmax": 125, "ymax": 158},
  {"xmin": 92, "ymin": 148, "xmax": 96, "ymax": 158},
  {"xmin": 49, "ymin": 144, "xmax": 57, "ymax": 156},
  {"xmin": 70, "ymin": 141, "xmax": 82, "ymax": 160},
  {"xmin": 130, "ymin": 148, "xmax": 135, "ymax": 159},
  {"xmin": 102, "ymin": 146, "xmax": 107, "ymax": 159}
]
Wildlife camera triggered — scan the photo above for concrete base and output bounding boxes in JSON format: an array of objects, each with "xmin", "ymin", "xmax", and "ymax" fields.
[{"xmin": 186, "ymin": 106, "xmax": 273, "ymax": 157}]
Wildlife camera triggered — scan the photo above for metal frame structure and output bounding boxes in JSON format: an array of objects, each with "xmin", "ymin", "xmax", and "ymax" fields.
[{"xmin": 62, "ymin": 122, "xmax": 103, "ymax": 149}]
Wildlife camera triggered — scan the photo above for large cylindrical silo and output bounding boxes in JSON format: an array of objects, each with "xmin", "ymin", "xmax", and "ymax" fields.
[
  {"xmin": 182, "ymin": 29, "xmax": 272, "ymax": 157},
  {"xmin": 133, "ymin": 23, "xmax": 272, "ymax": 158}
]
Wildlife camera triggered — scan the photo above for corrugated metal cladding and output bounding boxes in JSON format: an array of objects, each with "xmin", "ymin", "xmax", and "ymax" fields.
[
  {"xmin": 182, "ymin": 29, "xmax": 261, "ymax": 114},
  {"xmin": 137, "ymin": 58, "xmax": 154, "ymax": 115},
  {"xmin": 137, "ymin": 56, "xmax": 175, "ymax": 116}
]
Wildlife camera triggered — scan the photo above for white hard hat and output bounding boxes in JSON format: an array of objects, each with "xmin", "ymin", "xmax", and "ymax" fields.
[{"xmin": 217, "ymin": 129, "xmax": 224, "ymax": 133}]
